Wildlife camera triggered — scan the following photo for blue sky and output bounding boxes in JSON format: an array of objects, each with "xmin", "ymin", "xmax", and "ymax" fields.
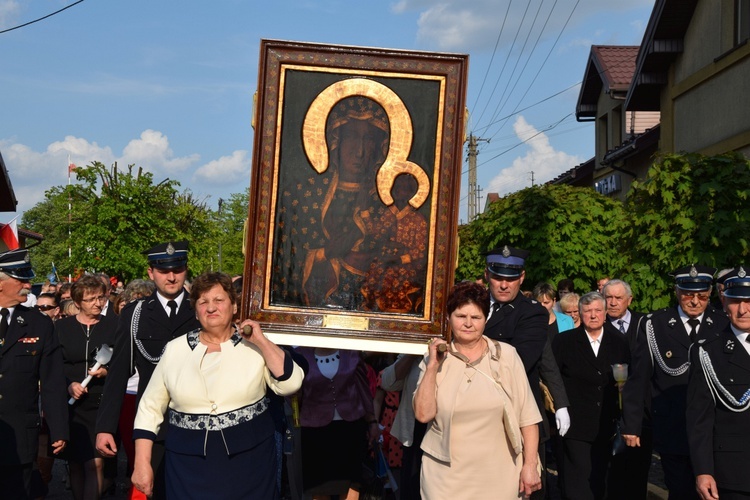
[{"xmin": 0, "ymin": 0, "xmax": 654, "ymax": 224}]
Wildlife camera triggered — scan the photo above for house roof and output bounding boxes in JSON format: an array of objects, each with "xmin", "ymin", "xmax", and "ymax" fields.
[
  {"xmin": 547, "ymin": 157, "xmax": 595, "ymax": 186},
  {"xmin": 626, "ymin": 0, "xmax": 699, "ymax": 110},
  {"xmin": 576, "ymin": 46, "xmax": 640, "ymax": 121},
  {"xmin": 0, "ymin": 151, "xmax": 18, "ymax": 212},
  {"xmin": 601, "ymin": 125, "xmax": 661, "ymax": 166}
]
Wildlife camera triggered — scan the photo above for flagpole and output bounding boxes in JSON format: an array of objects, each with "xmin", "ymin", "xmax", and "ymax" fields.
[{"xmin": 67, "ymin": 155, "xmax": 72, "ymax": 282}]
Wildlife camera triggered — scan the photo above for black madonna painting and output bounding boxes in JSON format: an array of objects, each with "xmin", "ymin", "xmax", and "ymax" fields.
[{"xmin": 243, "ymin": 40, "xmax": 468, "ymax": 348}]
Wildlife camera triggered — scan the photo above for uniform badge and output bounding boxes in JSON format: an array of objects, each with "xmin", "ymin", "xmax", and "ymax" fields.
[
  {"xmin": 698, "ymin": 338, "xmax": 706, "ymax": 344},
  {"xmin": 502, "ymin": 245, "xmax": 510, "ymax": 257},
  {"xmin": 726, "ymin": 339, "xmax": 735, "ymax": 351},
  {"xmin": 23, "ymin": 252, "xmax": 30, "ymax": 263},
  {"xmin": 166, "ymin": 242, "xmax": 175, "ymax": 255},
  {"xmin": 19, "ymin": 337, "xmax": 39, "ymax": 344},
  {"xmin": 668, "ymin": 317, "xmax": 677, "ymax": 326},
  {"xmin": 706, "ymin": 317, "xmax": 713, "ymax": 325},
  {"xmin": 689, "ymin": 265, "xmax": 698, "ymax": 278},
  {"xmin": 665, "ymin": 351, "xmax": 673, "ymax": 358},
  {"xmin": 740, "ymin": 267, "xmax": 747, "ymax": 278},
  {"xmin": 16, "ymin": 316, "xmax": 25, "ymax": 325}
]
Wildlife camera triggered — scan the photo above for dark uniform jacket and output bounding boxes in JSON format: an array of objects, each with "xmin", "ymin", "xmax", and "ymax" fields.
[
  {"xmin": 687, "ymin": 325, "xmax": 750, "ymax": 493},
  {"xmin": 0, "ymin": 305, "xmax": 68, "ymax": 465},
  {"xmin": 485, "ymin": 293, "xmax": 554, "ymax": 438},
  {"xmin": 552, "ymin": 323, "xmax": 630, "ymax": 443},
  {"xmin": 622, "ymin": 305, "xmax": 727, "ymax": 455},
  {"xmin": 95, "ymin": 290, "xmax": 201, "ymax": 435}
]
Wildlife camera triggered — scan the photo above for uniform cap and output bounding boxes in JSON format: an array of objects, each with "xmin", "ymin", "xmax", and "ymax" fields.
[
  {"xmin": 671, "ymin": 264, "xmax": 715, "ymax": 291},
  {"xmin": 485, "ymin": 245, "xmax": 528, "ymax": 279},
  {"xmin": 0, "ymin": 248, "xmax": 35, "ymax": 280},
  {"xmin": 721, "ymin": 266, "xmax": 750, "ymax": 299},
  {"xmin": 144, "ymin": 241, "xmax": 188, "ymax": 270}
]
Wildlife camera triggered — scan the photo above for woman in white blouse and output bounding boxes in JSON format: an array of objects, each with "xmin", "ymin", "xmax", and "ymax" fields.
[{"xmin": 131, "ymin": 272, "xmax": 304, "ymax": 499}]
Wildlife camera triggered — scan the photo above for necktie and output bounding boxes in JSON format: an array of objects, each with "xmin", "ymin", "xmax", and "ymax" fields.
[
  {"xmin": 167, "ymin": 300, "xmax": 177, "ymax": 320},
  {"xmin": 617, "ymin": 319, "xmax": 626, "ymax": 334},
  {"xmin": 0, "ymin": 308, "xmax": 9, "ymax": 345},
  {"xmin": 491, "ymin": 302, "xmax": 502, "ymax": 320},
  {"xmin": 687, "ymin": 318, "xmax": 700, "ymax": 342}
]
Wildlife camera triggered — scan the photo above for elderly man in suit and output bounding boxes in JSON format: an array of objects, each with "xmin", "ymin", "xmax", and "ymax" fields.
[
  {"xmin": 622, "ymin": 265, "xmax": 727, "ymax": 500},
  {"xmin": 0, "ymin": 248, "xmax": 69, "ymax": 499},
  {"xmin": 553, "ymin": 291, "xmax": 630, "ymax": 500},
  {"xmin": 687, "ymin": 267, "xmax": 750, "ymax": 500},
  {"xmin": 96, "ymin": 241, "xmax": 201, "ymax": 500},
  {"xmin": 602, "ymin": 279, "xmax": 651, "ymax": 498},
  {"xmin": 603, "ymin": 279, "xmax": 644, "ymax": 351}
]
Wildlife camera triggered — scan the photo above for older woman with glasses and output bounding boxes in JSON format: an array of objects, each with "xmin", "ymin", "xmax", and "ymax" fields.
[{"xmin": 57, "ymin": 274, "xmax": 117, "ymax": 500}]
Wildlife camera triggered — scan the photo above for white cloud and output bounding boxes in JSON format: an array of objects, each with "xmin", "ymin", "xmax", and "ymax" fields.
[
  {"xmin": 0, "ymin": 130, "xmax": 207, "ymax": 215},
  {"xmin": 121, "ymin": 130, "xmax": 199, "ymax": 175},
  {"xmin": 392, "ymin": 0, "xmax": 653, "ymax": 51},
  {"xmin": 0, "ymin": 0, "xmax": 21, "ymax": 30},
  {"xmin": 193, "ymin": 150, "xmax": 251, "ymax": 186},
  {"xmin": 485, "ymin": 115, "xmax": 582, "ymax": 196}
]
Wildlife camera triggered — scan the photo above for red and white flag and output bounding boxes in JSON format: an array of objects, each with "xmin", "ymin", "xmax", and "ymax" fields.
[
  {"xmin": 68, "ymin": 154, "xmax": 77, "ymax": 177},
  {"xmin": 0, "ymin": 217, "xmax": 20, "ymax": 250}
]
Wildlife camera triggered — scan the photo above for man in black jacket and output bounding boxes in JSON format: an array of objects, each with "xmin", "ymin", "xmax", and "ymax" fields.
[
  {"xmin": 483, "ymin": 245, "xmax": 570, "ymax": 498},
  {"xmin": 0, "ymin": 248, "xmax": 68, "ymax": 499},
  {"xmin": 687, "ymin": 267, "xmax": 750, "ymax": 500},
  {"xmin": 95, "ymin": 241, "xmax": 201, "ymax": 499},
  {"xmin": 622, "ymin": 265, "xmax": 727, "ymax": 500},
  {"xmin": 603, "ymin": 278, "xmax": 650, "ymax": 499}
]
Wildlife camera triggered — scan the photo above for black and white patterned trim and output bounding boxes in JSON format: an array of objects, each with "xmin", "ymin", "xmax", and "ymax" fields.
[
  {"xmin": 186, "ymin": 328, "xmax": 243, "ymax": 351},
  {"xmin": 168, "ymin": 397, "xmax": 269, "ymax": 430},
  {"xmin": 698, "ymin": 347, "xmax": 750, "ymax": 412},
  {"xmin": 646, "ymin": 318, "xmax": 690, "ymax": 377},
  {"xmin": 132, "ymin": 300, "xmax": 168, "ymax": 365}
]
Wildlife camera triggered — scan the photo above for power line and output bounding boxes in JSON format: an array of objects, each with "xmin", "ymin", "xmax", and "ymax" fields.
[
  {"xmin": 485, "ymin": 0, "xmax": 551, "ymax": 133},
  {"xmin": 485, "ymin": 0, "xmax": 581, "ymax": 141},
  {"xmin": 471, "ymin": 0, "xmax": 532, "ymax": 128},
  {"xmin": 455, "ymin": 112, "xmax": 574, "ymax": 203},
  {"xmin": 470, "ymin": 0, "xmax": 515, "ymax": 127},
  {"xmin": 0, "ymin": 0, "xmax": 86, "ymax": 35}
]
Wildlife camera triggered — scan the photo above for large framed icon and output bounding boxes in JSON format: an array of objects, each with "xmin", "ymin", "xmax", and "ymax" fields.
[{"xmin": 242, "ymin": 39, "xmax": 468, "ymax": 353}]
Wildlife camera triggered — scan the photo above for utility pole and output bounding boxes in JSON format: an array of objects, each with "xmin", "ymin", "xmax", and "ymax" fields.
[
  {"xmin": 529, "ymin": 171, "xmax": 535, "ymax": 187},
  {"xmin": 467, "ymin": 133, "xmax": 490, "ymax": 221}
]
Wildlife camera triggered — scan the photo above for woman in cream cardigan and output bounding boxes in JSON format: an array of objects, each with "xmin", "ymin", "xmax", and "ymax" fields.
[
  {"xmin": 413, "ymin": 282, "xmax": 542, "ymax": 499},
  {"xmin": 131, "ymin": 272, "xmax": 304, "ymax": 499}
]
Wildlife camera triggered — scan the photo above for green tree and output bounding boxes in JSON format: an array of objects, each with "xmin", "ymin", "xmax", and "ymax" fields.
[
  {"xmin": 213, "ymin": 190, "xmax": 250, "ymax": 276},
  {"xmin": 456, "ymin": 184, "xmax": 629, "ymax": 295},
  {"xmin": 22, "ymin": 162, "xmax": 217, "ymax": 282},
  {"xmin": 624, "ymin": 151, "xmax": 750, "ymax": 310}
]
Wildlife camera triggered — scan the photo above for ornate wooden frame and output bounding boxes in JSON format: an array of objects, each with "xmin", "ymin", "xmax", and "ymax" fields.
[{"xmin": 242, "ymin": 39, "xmax": 468, "ymax": 353}]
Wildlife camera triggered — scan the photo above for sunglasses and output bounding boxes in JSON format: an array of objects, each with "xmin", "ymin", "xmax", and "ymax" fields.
[
  {"xmin": 680, "ymin": 291, "xmax": 711, "ymax": 301},
  {"xmin": 37, "ymin": 304, "xmax": 58, "ymax": 311}
]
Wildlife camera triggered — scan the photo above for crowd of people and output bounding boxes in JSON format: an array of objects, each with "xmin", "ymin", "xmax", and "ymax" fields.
[{"xmin": 1, "ymin": 240, "xmax": 750, "ymax": 500}]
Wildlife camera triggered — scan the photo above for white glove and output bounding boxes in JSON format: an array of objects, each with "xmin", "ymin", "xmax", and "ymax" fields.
[{"xmin": 555, "ymin": 407, "xmax": 570, "ymax": 437}]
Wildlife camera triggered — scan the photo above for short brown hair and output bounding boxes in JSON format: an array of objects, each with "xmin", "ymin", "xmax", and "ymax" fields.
[
  {"xmin": 446, "ymin": 282, "xmax": 489, "ymax": 318},
  {"xmin": 189, "ymin": 272, "xmax": 237, "ymax": 307},
  {"xmin": 71, "ymin": 275, "xmax": 107, "ymax": 304}
]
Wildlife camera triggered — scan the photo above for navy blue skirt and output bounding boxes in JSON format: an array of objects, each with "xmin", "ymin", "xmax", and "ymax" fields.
[{"xmin": 165, "ymin": 429, "xmax": 277, "ymax": 499}]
